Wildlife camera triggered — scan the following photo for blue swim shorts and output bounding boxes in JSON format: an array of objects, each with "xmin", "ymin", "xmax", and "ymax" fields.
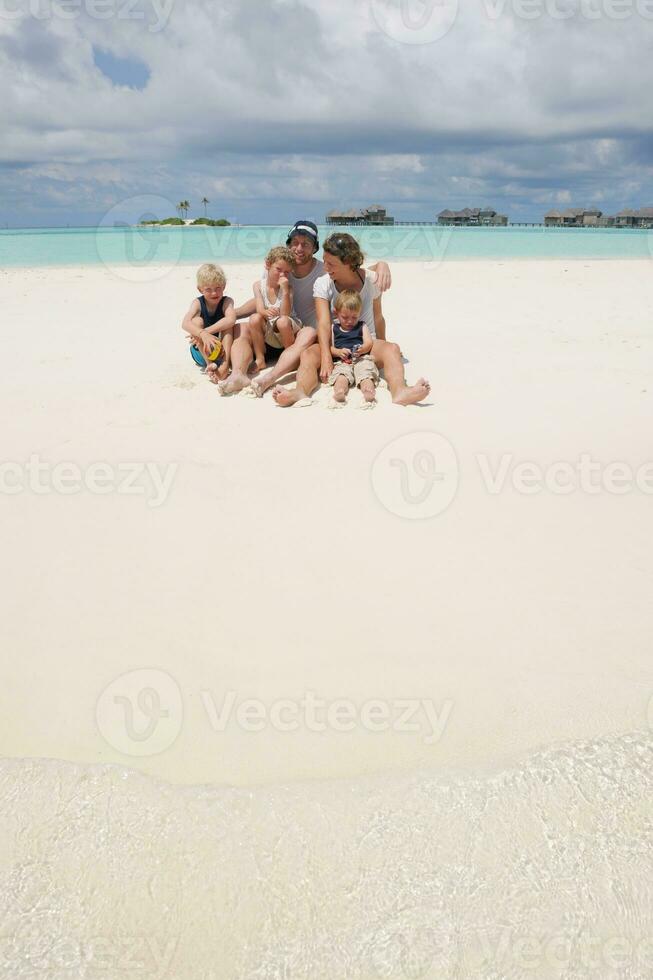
[{"xmin": 190, "ymin": 344, "xmax": 207, "ymax": 368}]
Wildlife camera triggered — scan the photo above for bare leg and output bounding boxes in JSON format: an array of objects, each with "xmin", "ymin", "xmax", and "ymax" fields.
[
  {"xmin": 247, "ymin": 314, "xmax": 267, "ymax": 372},
  {"xmin": 272, "ymin": 344, "xmax": 321, "ymax": 407},
  {"xmin": 275, "ymin": 316, "xmax": 296, "ymax": 350},
  {"xmin": 252, "ymin": 328, "xmax": 317, "ymax": 397},
  {"xmin": 215, "ymin": 327, "xmax": 234, "ymax": 381},
  {"xmin": 359, "ymin": 378, "xmax": 377, "ymax": 403},
  {"xmin": 333, "ymin": 376, "xmax": 349, "ymax": 403},
  {"xmin": 218, "ymin": 326, "xmax": 254, "ymax": 395},
  {"xmin": 371, "ymin": 340, "xmax": 431, "ymax": 406}
]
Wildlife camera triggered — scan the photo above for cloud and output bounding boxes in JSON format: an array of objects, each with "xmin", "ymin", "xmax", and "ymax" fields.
[{"xmin": 1, "ymin": 0, "xmax": 652, "ymax": 224}]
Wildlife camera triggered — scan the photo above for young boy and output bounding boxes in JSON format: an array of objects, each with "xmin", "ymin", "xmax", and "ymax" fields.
[
  {"xmin": 182, "ymin": 263, "xmax": 236, "ymax": 382},
  {"xmin": 328, "ymin": 290, "xmax": 379, "ymax": 405},
  {"xmin": 249, "ymin": 246, "xmax": 302, "ymax": 373}
]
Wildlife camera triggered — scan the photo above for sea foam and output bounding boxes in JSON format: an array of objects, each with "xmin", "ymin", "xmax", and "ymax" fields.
[{"xmin": 1, "ymin": 732, "xmax": 652, "ymax": 979}]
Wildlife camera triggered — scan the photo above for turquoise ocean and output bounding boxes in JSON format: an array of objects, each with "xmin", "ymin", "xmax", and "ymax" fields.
[{"xmin": 1, "ymin": 223, "xmax": 652, "ymax": 267}]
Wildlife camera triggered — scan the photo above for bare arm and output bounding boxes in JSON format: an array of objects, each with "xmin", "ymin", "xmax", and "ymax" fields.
[
  {"xmin": 253, "ymin": 281, "xmax": 267, "ymax": 317},
  {"xmin": 357, "ymin": 323, "xmax": 374, "ymax": 356},
  {"xmin": 315, "ymin": 297, "xmax": 335, "ymax": 382},
  {"xmin": 234, "ymin": 297, "xmax": 256, "ymax": 320},
  {"xmin": 279, "ymin": 278, "xmax": 292, "ymax": 317},
  {"xmin": 372, "ymin": 298, "xmax": 386, "ymax": 342},
  {"xmin": 368, "ymin": 261, "xmax": 392, "ymax": 293},
  {"xmin": 329, "ymin": 324, "xmax": 340, "ymax": 359},
  {"xmin": 181, "ymin": 299, "xmax": 204, "ymax": 341},
  {"xmin": 255, "ymin": 281, "xmax": 278, "ymax": 320},
  {"xmin": 182, "ymin": 298, "xmax": 221, "ymax": 357}
]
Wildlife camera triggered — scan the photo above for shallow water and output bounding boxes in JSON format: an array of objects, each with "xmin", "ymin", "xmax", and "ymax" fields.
[
  {"xmin": 1, "ymin": 224, "xmax": 652, "ymax": 267},
  {"xmin": 2, "ymin": 732, "xmax": 652, "ymax": 979}
]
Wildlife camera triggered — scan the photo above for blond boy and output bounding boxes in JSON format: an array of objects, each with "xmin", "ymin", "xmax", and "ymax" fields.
[
  {"xmin": 328, "ymin": 290, "xmax": 379, "ymax": 405},
  {"xmin": 182, "ymin": 263, "xmax": 236, "ymax": 382}
]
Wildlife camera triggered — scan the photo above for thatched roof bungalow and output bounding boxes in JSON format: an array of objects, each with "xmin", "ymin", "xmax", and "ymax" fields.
[
  {"xmin": 615, "ymin": 207, "xmax": 653, "ymax": 228},
  {"xmin": 545, "ymin": 207, "xmax": 604, "ymax": 227},
  {"xmin": 438, "ymin": 207, "xmax": 508, "ymax": 226},
  {"xmin": 326, "ymin": 205, "xmax": 395, "ymax": 226}
]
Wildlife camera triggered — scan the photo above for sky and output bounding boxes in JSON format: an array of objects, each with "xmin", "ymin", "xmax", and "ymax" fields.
[{"xmin": 1, "ymin": 0, "xmax": 652, "ymax": 227}]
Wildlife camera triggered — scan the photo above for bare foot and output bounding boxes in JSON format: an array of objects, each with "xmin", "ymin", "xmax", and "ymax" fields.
[
  {"xmin": 392, "ymin": 378, "xmax": 431, "ymax": 406},
  {"xmin": 250, "ymin": 373, "xmax": 274, "ymax": 398},
  {"xmin": 218, "ymin": 371, "xmax": 251, "ymax": 396},
  {"xmin": 254, "ymin": 359, "xmax": 266, "ymax": 374},
  {"xmin": 360, "ymin": 380, "xmax": 377, "ymax": 403},
  {"xmin": 217, "ymin": 361, "xmax": 229, "ymax": 381},
  {"xmin": 272, "ymin": 385, "xmax": 305, "ymax": 408}
]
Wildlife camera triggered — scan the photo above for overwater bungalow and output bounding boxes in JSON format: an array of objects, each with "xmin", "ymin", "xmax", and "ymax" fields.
[
  {"xmin": 545, "ymin": 208, "xmax": 608, "ymax": 227},
  {"xmin": 437, "ymin": 207, "xmax": 508, "ymax": 226},
  {"xmin": 326, "ymin": 205, "xmax": 395, "ymax": 226}
]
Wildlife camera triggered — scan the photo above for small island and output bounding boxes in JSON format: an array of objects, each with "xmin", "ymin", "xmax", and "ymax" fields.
[
  {"xmin": 140, "ymin": 199, "xmax": 231, "ymax": 227},
  {"xmin": 140, "ymin": 217, "xmax": 231, "ymax": 227}
]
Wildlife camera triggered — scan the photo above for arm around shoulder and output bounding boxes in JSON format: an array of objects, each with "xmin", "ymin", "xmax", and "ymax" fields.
[{"xmin": 368, "ymin": 261, "xmax": 392, "ymax": 293}]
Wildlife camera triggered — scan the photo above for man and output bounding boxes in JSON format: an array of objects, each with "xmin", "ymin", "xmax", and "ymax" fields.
[{"xmin": 223, "ymin": 221, "xmax": 392, "ymax": 396}]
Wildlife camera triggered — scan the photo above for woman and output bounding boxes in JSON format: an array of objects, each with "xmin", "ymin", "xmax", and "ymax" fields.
[
  {"xmin": 315, "ymin": 234, "xmax": 386, "ymax": 343},
  {"xmin": 273, "ymin": 233, "xmax": 430, "ymax": 407}
]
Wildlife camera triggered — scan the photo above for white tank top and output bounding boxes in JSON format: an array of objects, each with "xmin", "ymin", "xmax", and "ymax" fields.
[{"xmin": 260, "ymin": 274, "xmax": 298, "ymax": 320}]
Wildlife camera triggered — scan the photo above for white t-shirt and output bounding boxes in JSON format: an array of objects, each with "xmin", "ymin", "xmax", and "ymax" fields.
[
  {"xmin": 313, "ymin": 269, "xmax": 381, "ymax": 338},
  {"xmin": 289, "ymin": 259, "xmax": 325, "ymax": 328}
]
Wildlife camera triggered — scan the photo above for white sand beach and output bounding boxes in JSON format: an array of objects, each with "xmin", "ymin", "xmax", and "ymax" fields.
[
  {"xmin": 1, "ymin": 258, "xmax": 652, "ymax": 785},
  {"xmin": 1, "ymin": 259, "xmax": 652, "ymax": 977}
]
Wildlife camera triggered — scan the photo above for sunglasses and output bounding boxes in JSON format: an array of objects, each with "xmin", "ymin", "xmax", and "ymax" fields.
[{"xmin": 325, "ymin": 235, "xmax": 349, "ymax": 254}]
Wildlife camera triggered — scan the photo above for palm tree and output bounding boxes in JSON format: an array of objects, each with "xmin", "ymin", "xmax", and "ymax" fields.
[
  {"xmin": 201, "ymin": 197, "xmax": 210, "ymax": 217},
  {"xmin": 176, "ymin": 202, "xmax": 184, "ymax": 219}
]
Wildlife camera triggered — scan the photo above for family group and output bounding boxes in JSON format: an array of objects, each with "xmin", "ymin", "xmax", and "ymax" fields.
[{"xmin": 181, "ymin": 221, "xmax": 430, "ymax": 407}]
